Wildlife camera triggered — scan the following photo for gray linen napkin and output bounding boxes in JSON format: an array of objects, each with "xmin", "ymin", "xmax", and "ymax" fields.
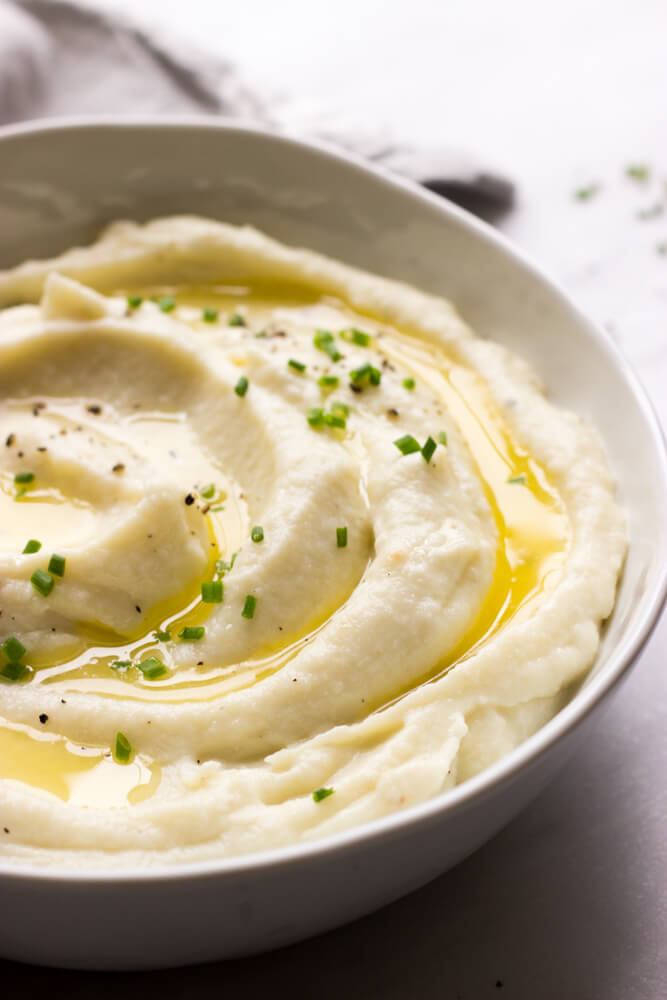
[{"xmin": 0, "ymin": 0, "xmax": 514, "ymax": 220}]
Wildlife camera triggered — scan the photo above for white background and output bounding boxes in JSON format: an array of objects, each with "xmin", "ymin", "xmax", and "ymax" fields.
[{"xmin": 8, "ymin": 1, "xmax": 667, "ymax": 995}]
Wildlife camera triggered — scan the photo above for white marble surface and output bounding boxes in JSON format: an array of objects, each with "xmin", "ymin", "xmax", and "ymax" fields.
[{"xmin": 5, "ymin": 1, "xmax": 667, "ymax": 995}]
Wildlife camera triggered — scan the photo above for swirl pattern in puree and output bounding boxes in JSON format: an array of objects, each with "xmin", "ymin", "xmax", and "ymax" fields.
[{"xmin": 0, "ymin": 219, "xmax": 625, "ymax": 866}]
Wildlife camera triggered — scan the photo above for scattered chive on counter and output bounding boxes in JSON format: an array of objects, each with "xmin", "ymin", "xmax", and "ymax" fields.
[
  {"xmin": 48, "ymin": 553, "xmax": 66, "ymax": 577},
  {"xmin": 138, "ymin": 656, "xmax": 168, "ymax": 679},
  {"xmin": 201, "ymin": 581, "xmax": 223, "ymax": 603},
  {"xmin": 22, "ymin": 539, "xmax": 41, "ymax": 554},
  {"xmin": 312, "ymin": 787, "xmax": 335, "ymax": 803},
  {"xmin": 242, "ymin": 595, "xmax": 257, "ymax": 619},
  {"xmin": 251, "ymin": 525, "xmax": 264, "ymax": 543},
  {"xmin": 287, "ymin": 359, "xmax": 306, "ymax": 373},
  {"xmin": 179, "ymin": 626, "xmax": 205, "ymax": 641},
  {"xmin": 336, "ymin": 526, "xmax": 348, "ymax": 548},
  {"xmin": 113, "ymin": 732, "xmax": 132, "ymax": 764},
  {"xmin": 234, "ymin": 376, "xmax": 249, "ymax": 397},
  {"xmin": 393, "ymin": 434, "xmax": 421, "ymax": 456},
  {"xmin": 30, "ymin": 568, "xmax": 54, "ymax": 597},
  {"xmin": 2, "ymin": 636, "xmax": 26, "ymax": 662}
]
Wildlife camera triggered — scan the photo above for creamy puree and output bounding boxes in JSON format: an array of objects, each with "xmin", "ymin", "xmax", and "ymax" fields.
[{"xmin": 0, "ymin": 218, "xmax": 625, "ymax": 869}]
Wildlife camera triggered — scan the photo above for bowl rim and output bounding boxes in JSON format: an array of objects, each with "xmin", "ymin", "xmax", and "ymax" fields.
[{"xmin": 0, "ymin": 114, "xmax": 665, "ymax": 885}]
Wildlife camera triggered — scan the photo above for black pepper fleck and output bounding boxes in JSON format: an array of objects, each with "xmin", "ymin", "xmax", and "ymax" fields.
[
  {"xmin": 38, "ymin": 713, "xmax": 48, "ymax": 724},
  {"xmin": 87, "ymin": 405, "xmax": 102, "ymax": 415},
  {"xmin": 112, "ymin": 463, "xmax": 125, "ymax": 474},
  {"xmin": 349, "ymin": 383, "xmax": 363, "ymax": 394},
  {"xmin": 387, "ymin": 408, "xmax": 399, "ymax": 418},
  {"xmin": 5, "ymin": 433, "xmax": 15, "ymax": 447},
  {"xmin": 135, "ymin": 605, "xmax": 142, "ymax": 614},
  {"xmin": 185, "ymin": 493, "xmax": 195, "ymax": 506}
]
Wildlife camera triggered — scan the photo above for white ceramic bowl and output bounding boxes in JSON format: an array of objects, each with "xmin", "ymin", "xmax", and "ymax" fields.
[{"xmin": 0, "ymin": 119, "xmax": 665, "ymax": 971}]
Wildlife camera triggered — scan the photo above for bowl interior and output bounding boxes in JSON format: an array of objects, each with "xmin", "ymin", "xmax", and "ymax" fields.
[{"xmin": 1, "ymin": 120, "xmax": 664, "ymax": 696}]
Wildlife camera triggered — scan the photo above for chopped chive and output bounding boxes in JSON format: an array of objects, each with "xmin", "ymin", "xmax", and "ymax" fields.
[
  {"xmin": 242, "ymin": 595, "xmax": 257, "ymax": 619},
  {"xmin": 318, "ymin": 374, "xmax": 339, "ymax": 389},
  {"xmin": 154, "ymin": 630, "xmax": 171, "ymax": 642},
  {"xmin": 201, "ymin": 580, "xmax": 223, "ymax": 603},
  {"xmin": 23, "ymin": 539, "xmax": 41, "ymax": 554},
  {"xmin": 114, "ymin": 732, "xmax": 132, "ymax": 764},
  {"xmin": 336, "ymin": 526, "xmax": 348, "ymax": 548},
  {"xmin": 307, "ymin": 407, "xmax": 324, "ymax": 427},
  {"xmin": 350, "ymin": 363, "xmax": 381, "ymax": 386},
  {"xmin": 507, "ymin": 474, "xmax": 527, "ymax": 485},
  {"xmin": 574, "ymin": 184, "xmax": 599, "ymax": 201},
  {"xmin": 251, "ymin": 525, "xmax": 264, "ymax": 543},
  {"xmin": 200, "ymin": 483, "xmax": 216, "ymax": 500},
  {"xmin": 179, "ymin": 626, "xmax": 205, "ymax": 641},
  {"xmin": 215, "ymin": 552, "xmax": 237, "ymax": 576},
  {"xmin": 625, "ymin": 164, "xmax": 650, "ymax": 182},
  {"xmin": 158, "ymin": 296, "xmax": 176, "ymax": 312},
  {"xmin": 127, "ymin": 295, "xmax": 143, "ymax": 309},
  {"xmin": 287, "ymin": 358, "xmax": 307, "ymax": 373},
  {"xmin": 31, "ymin": 568, "xmax": 54, "ymax": 597},
  {"xmin": 330, "ymin": 401, "xmax": 349, "ymax": 419},
  {"xmin": 234, "ymin": 376, "xmax": 249, "ymax": 397},
  {"xmin": 421, "ymin": 436, "xmax": 437, "ymax": 463},
  {"xmin": 14, "ymin": 471, "xmax": 34, "ymax": 485},
  {"xmin": 2, "ymin": 636, "xmax": 26, "ymax": 662},
  {"xmin": 0, "ymin": 661, "xmax": 30, "ymax": 683},
  {"xmin": 202, "ymin": 307, "xmax": 218, "ymax": 322},
  {"xmin": 138, "ymin": 656, "xmax": 168, "ymax": 679},
  {"xmin": 393, "ymin": 434, "xmax": 421, "ymax": 456},
  {"xmin": 228, "ymin": 312, "xmax": 246, "ymax": 327},
  {"xmin": 314, "ymin": 329, "xmax": 342, "ymax": 362},
  {"xmin": 312, "ymin": 786, "xmax": 334, "ymax": 803},
  {"xmin": 323, "ymin": 412, "xmax": 346, "ymax": 429},
  {"xmin": 637, "ymin": 202, "xmax": 664, "ymax": 221},
  {"xmin": 111, "ymin": 660, "xmax": 132, "ymax": 671},
  {"xmin": 402, "ymin": 377, "xmax": 416, "ymax": 390},
  {"xmin": 340, "ymin": 327, "xmax": 371, "ymax": 347},
  {"xmin": 438, "ymin": 431, "xmax": 448, "ymax": 446},
  {"xmin": 210, "ymin": 505, "xmax": 224, "ymax": 512},
  {"xmin": 48, "ymin": 553, "xmax": 66, "ymax": 578}
]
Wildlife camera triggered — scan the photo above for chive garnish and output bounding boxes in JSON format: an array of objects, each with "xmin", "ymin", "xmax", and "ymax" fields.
[
  {"xmin": 31, "ymin": 568, "xmax": 54, "ymax": 597},
  {"xmin": 138, "ymin": 656, "xmax": 168, "ymax": 679},
  {"xmin": 307, "ymin": 407, "xmax": 324, "ymax": 427},
  {"xmin": 507, "ymin": 474, "xmax": 527, "ymax": 485},
  {"xmin": 114, "ymin": 732, "xmax": 132, "ymax": 764},
  {"xmin": 340, "ymin": 327, "xmax": 371, "ymax": 347},
  {"xmin": 336, "ymin": 526, "xmax": 348, "ymax": 548},
  {"xmin": 2, "ymin": 636, "xmax": 26, "ymax": 662},
  {"xmin": 158, "ymin": 296, "xmax": 176, "ymax": 312},
  {"xmin": 154, "ymin": 630, "xmax": 171, "ymax": 642},
  {"xmin": 14, "ymin": 471, "xmax": 34, "ymax": 485},
  {"xmin": 438, "ymin": 431, "xmax": 448, "ymax": 445},
  {"xmin": 111, "ymin": 660, "xmax": 132, "ymax": 671},
  {"xmin": 625, "ymin": 164, "xmax": 650, "ymax": 182},
  {"xmin": 574, "ymin": 184, "xmax": 599, "ymax": 201},
  {"xmin": 251, "ymin": 525, "xmax": 264, "ymax": 543},
  {"xmin": 179, "ymin": 626, "xmax": 205, "ymax": 641},
  {"xmin": 324, "ymin": 412, "xmax": 346, "ymax": 429},
  {"xmin": 242, "ymin": 595, "xmax": 257, "ymax": 619},
  {"xmin": 393, "ymin": 435, "xmax": 421, "ymax": 456},
  {"xmin": 350, "ymin": 363, "xmax": 381, "ymax": 386},
  {"xmin": 200, "ymin": 483, "xmax": 216, "ymax": 500},
  {"xmin": 0, "ymin": 661, "xmax": 30, "ymax": 683},
  {"xmin": 23, "ymin": 539, "xmax": 41, "ymax": 554},
  {"xmin": 318, "ymin": 374, "xmax": 339, "ymax": 388},
  {"xmin": 48, "ymin": 553, "xmax": 66, "ymax": 578},
  {"xmin": 421, "ymin": 437, "xmax": 437, "ymax": 463},
  {"xmin": 202, "ymin": 307, "xmax": 218, "ymax": 323},
  {"xmin": 234, "ymin": 376, "xmax": 249, "ymax": 397},
  {"xmin": 314, "ymin": 330, "xmax": 342, "ymax": 362},
  {"xmin": 288, "ymin": 359, "xmax": 306, "ymax": 373},
  {"xmin": 127, "ymin": 295, "xmax": 143, "ymax": 309},
  {"xmin": 201, "ymin": 581, "xmax": 223, "ymax": 603},
  {"xmin": 403, "ymin": 377, "xmax": 416, "ymax": 390},
  {"xmin": 228, "ymin": 312, "xmax": 246, "ymax": 327},
  {"xmin": 312, "ymin": 787, "xmax": 334, "ymax": 802},
  {"xmin": 330, "ymin": 401, "xmax": 349, "ymax": 419}
]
